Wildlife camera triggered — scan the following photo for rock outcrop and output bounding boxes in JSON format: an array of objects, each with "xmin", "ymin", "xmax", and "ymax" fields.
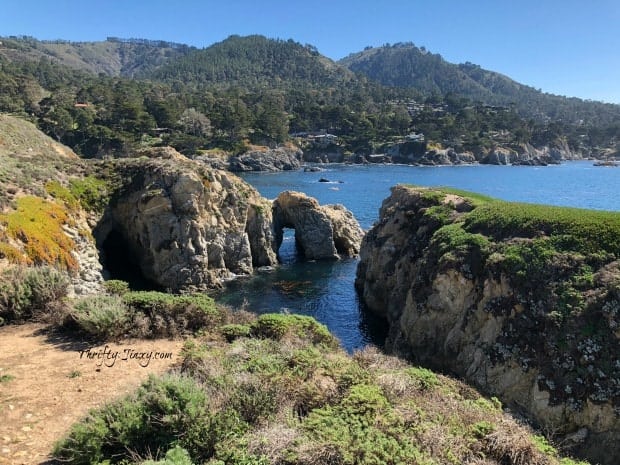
[
  {"xmin": 228, "ymin": 145, "xmax": 303, "ymax": 172},
  {"xmin": 479, "ymin": 142, "xmax": 577, "ymax": 165},
  {"xmin": 95, "ymin": 156, "xmax": 278, "ymax": 291},
  {"xmin": 356, "ymin": 185, "xmax": 620, "ymax": 464},
  {"xmin": 272, "ymin": 191, "xmax": 363, "ymax": 260},
  {"xmin": 0, "ymin": 119, "xmax": 363, "ymax": 293}
]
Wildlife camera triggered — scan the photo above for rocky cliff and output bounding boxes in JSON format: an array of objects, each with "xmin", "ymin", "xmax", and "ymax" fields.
[
  {"xmin": 356, "ymin": 185, "xmax": 620, "ymax": 464},
  {"xmin": 228, "ymin": 144, "xmax": 304, "ymax": 172},
  {"xmin": 94, "ymin": 154, "xmax": 279, "ymax": 291},
  {"xmin": 0, "ymin": 117, "xmax": 362, "ymax": 292}
]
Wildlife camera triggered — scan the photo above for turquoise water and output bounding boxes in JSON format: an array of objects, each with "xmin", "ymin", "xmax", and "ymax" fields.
[{"xmin": 215, "ymin": 161, "xmax": 620, "ymax": 351}]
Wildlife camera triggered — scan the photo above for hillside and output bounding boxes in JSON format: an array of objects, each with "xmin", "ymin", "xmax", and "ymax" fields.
[
  {"xmin": 340, "ymin": 43, "xmax": 620, "ymax": 125},
  {"xmin": 1, "ymin": 35, "xmax": 618, "ymax": 159},
  {"xmin": 147, "ymin": 34, "xmax": 357, "ymax": 89},
  {"xmin": 0, "ymin": 36, "xmax": 193, "ymax": 77}
]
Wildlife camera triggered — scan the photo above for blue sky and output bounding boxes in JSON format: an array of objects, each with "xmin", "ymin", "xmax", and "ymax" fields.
[{"xmin": 2, "ymin": 0, "xmax": 619, "ymax": 103}]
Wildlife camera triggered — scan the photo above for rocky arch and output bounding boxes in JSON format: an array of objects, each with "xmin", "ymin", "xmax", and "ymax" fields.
[{"xmin": 272, "ymin": 191, "xmax": 364, "ymax": 260}]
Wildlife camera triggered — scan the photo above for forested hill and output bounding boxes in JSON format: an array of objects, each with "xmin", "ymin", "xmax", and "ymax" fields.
[
  {"xmin": 146, "ymin": 35, "xmax": 357, "ymax": 89},
  {"xmin": 0, "ymin": 34, "xmax": 618, "ymax": 159},
  {"xmin": 339, "ymin": 43, "xmax": 620, "ymax": 124},
  {"xmin": 0, "ymin": 36, "xmax": 194, "ymax": 77}
]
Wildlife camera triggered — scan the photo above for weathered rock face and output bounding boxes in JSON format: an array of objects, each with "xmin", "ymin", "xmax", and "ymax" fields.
[
  {"xmin": 96, "ymin": 156, "xmax": 278, "ymax": 291},
  {"xmin": 272, "ymin": 191, "xmax": 363, "ymax": 260},
  {"xmin": 479, "ymin": 141, "xmax": 578, "ymax": 165},
  {"xmin": 356, "ymin": 185, "xmax": 620, "ymax": 464},
  {"xmin": 228, "ymin": 145, "xmax": 303, "ymax": 172}
]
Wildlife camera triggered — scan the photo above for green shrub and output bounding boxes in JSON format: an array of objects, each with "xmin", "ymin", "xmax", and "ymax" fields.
[
  {"xmin": 406, "ymin": 366, "xmax": 440, "ymax": 390},
  {"xmin": 301, "ymin": 384, "xmax": 429, "ymax": 465},
  {"xmin": 68, "ymin": 175, "xmax": 110, "ymax": 214},
  {"xmin": 70, "ymin": 294, "xmax": 130, "ymax": 339},
  {"xmin": 0, "ymin": 266, "xmax": 69, "ymax": 323},
  {"xmin": 431, "ymin": 223, "xmax": 490, "ymax": 257},
  {"xmin": 124, "ymin": 291, "xmax": 223, "ymax": 338},
  {"xmin": 54, "ymin": 374, "xmax": 233, "ymax": 464},
  {"xmin": 220, "ymin": 324, "xmax": 251, "ymax": 342},
  {"xmin": 142, "ymin": 446, "xmax": 194, "ymax": 465},
  {"xmin": 250, "ymin": 313, "xmax": 338, "ymax": 347},
  {"xmin": 471, "ymin": 420, "xmax": 495, "ymax": 438},
  {"xmin": 228, "ymin": 381, "xmax": 279, "ymax": 424},
  {"xmin": 103, "ymin": 279, "xmax": 130, "ymax": 296}
]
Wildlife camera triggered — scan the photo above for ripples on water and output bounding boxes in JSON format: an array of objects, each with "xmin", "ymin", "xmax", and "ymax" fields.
[{"xmin": 215, "ymin": 162, "xmax": 619, "ymax": 351}]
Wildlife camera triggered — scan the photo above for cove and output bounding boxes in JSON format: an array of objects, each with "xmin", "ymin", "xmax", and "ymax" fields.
[{"xmin": 215, "ymin": 161, "xmax": 620, "ymax": 352}]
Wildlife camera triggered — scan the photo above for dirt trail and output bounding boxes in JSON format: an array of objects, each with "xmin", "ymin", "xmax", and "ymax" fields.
[{"xmin": 0, "ymin": 324, "xmax": 184, "ymax": 464}]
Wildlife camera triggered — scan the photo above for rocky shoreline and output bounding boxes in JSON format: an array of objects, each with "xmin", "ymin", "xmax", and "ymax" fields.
[{"xmin": 203, "ymin": 138, "xmax": 598, "ymax": 173}]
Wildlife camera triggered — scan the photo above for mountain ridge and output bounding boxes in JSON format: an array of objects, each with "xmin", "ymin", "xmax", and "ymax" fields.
[{"xmin": 338, "ymin": 42, "xmax": 620, "ymax": 123}]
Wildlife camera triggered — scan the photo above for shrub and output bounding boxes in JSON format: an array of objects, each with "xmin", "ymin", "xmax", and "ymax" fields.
[
  {"xmin": 142, "ymin": 446, "xmax": 194, "ymax": 465},
  {"xmin": 0, "ymin": 266, "xmax": 69, "ymax": 323},
  {"xmin": 220, "ymin": 324, "xmax": 251, "ymax": 342},
  {"xmin": 228, "ymin": 380, "xmax": 279, "ymax": 425},
  {"xmin": 406, "ymin": 366, "xmax": 440, "ymax": 390},
  {"xmin": 70, "ymin": 294, "xmax": 130, "ymax": 339},
  {"xmin": 301, "ymin": 384, "xmax": 429, "ymax": 465},
  {"xmin": 250, "ymin": 313, "xmax": 338, "ymax": 347},
  {"xmin": 124, "ymin": 291, "xmax": 224, "ymax": 338},
  {"xmin": 54, "ymin": 374, "xmax": 228, "ymax": 464},
  {"xmin": 471, "ymin": 420, "xmax": 495, "ymax": 438},
  {"xmin": 103, "ymin": 279, "xmax": 130, "ymax": 296},
  {"xmin": 68, "ymin": 175, "xmax": 110, "ymax": 214}
]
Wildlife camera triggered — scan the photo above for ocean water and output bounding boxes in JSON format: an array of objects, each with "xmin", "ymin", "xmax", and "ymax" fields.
[{"xmin": 215, "ymin": 161, "xmax": 620, "ymax": 351}]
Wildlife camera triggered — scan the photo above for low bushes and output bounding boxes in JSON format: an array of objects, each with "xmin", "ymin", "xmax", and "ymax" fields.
[
  {"xmin": 0, "ymin": 266, "xmax": 69, "ymax": 324},
  {"xmin": 67, "ymin": 289, "xmax": 224, "ymax": 340},
  {"xmin": 70, "ymin": 294, "xmax": 130, "ymax": 340},
  {"xmin": 53, "ymin": 311, "xmax": 586, "ymax": 465}
]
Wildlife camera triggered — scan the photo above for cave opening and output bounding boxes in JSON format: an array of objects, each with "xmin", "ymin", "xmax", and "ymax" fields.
[{"xmin": 100, "ymin": 229, "xmax": 161, "ymax": 291}]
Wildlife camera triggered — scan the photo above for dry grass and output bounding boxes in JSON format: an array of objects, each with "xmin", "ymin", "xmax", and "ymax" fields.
[{"xmin": 484, "ymin": 423, "xmax": 549, "ymax": 465}]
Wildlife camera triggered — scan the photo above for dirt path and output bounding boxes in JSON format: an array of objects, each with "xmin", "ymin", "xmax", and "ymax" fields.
[{"xmin": 0, "ymin": 324, "xmax": 184, "ymax": 465}]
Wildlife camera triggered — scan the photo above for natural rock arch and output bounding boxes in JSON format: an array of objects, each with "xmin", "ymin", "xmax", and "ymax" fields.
[{"xmin": 272, "ymin": 191, "xmax": 363, "ymax": 260}]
